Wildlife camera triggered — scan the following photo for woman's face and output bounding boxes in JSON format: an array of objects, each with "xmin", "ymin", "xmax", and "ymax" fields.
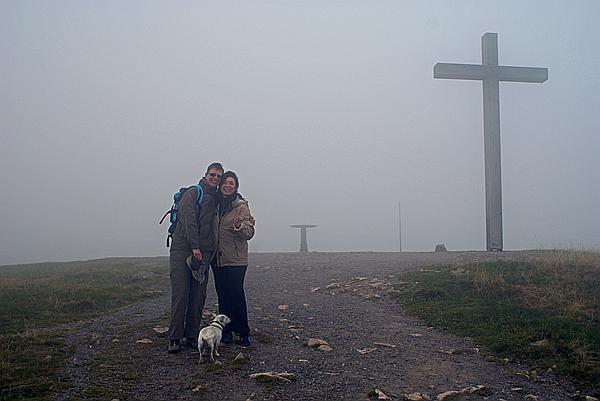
[{"xmin": 220, "ymin": 177, "xmax": 237, "ymax": 196}]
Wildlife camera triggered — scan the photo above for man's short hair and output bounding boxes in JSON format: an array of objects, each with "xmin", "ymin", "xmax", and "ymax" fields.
[{"xmin": 205, "ymin": 162, "xmax": 224, "ymax": 175}]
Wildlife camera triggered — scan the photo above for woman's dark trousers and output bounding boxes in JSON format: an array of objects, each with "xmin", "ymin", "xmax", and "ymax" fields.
[{"xmin": 212, "ymin": 265, "xmax": 250, "ymax": 337}]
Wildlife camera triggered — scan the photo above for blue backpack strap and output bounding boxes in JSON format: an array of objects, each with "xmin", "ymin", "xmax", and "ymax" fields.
[{"xmin": 193, "ymin": 184, "xmax": 204, "ymax": 206}]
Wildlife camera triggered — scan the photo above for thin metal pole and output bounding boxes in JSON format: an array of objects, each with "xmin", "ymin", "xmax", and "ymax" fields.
[{"xmin": 398, "ymin": 201, "xmax": 402, "ymax": 252}]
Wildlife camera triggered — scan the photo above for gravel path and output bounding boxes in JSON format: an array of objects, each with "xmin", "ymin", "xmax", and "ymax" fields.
[{"xmin": 52, "ymin": 252, "xmax": 577, "ymax": 401}]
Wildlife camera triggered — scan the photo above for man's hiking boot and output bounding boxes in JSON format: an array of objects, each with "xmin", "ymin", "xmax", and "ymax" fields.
[
  {"xmin": 237, "ymin": 335, "xmax": 251, "ymax": 347},
  {"xmin": 168, "ymin": 339, "xmax": 181, "ymax": 354}
]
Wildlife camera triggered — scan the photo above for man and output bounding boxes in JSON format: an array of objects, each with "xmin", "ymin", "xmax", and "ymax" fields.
[{"xmin": 167, "ymin": 162, "xmax": 224, "ymax": 353}]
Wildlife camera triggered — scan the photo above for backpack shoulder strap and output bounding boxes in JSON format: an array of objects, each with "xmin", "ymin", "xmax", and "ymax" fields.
[{"xmin": 193, "ymin": 184, "xmax": 204, "ymax": 206}]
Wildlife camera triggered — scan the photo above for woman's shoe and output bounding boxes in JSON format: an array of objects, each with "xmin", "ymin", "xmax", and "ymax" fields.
[
  {"xmin": 237, "ymin": 335, "xmax": 251, "ymax": 347},
  {"xmin": 181, "ymin": 337, "xmax": 197, "ymax": 348},
  {"xmin": 221, "ymin": 331, "xmax": 233, "ymax": 344}
]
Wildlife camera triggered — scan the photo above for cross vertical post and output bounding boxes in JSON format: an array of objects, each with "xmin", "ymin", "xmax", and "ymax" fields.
[{"xmin": 481, "ymin": 33, "xmax": 503, "ymax": 251}]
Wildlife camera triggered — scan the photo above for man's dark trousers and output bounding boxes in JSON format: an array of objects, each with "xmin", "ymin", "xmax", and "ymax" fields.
[{"xmin": 168, "ymin": 250, "xmax": 213, "ymax": 341}]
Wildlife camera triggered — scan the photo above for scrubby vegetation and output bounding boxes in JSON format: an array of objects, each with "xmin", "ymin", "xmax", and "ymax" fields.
[
  {"xmin": 393, "ymin": 250, "xmax": 600, "ymax": 391},
  {"xmin": 0, "ymin": 257, "xmax": 168, "ymax": 401}
]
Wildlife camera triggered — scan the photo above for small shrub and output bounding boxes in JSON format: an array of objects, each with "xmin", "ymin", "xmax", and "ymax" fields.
[{"xmin": 203, "ymin": 361, "xmax": 224, "ymax": 373}]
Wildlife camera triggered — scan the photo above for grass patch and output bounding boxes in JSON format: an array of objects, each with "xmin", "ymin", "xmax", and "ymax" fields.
[
  {"xmin": 0, "ymin": 331, "xmax": 66, "ymax": 401},
  {"xmin": 232, "ymin": 353, "xmax": 250, "ymax": 369},
  {"xmin": 202, "ymin": 361, "xmax": 225, "ymax": 372},
  {"xmin": 0, "ymin": 257, "xmax": 168, "ymax": 334},
  {"xmin": 0, "ymin": 257, "xmax": 168, "ymax": 401},
  {"xmin": 84, "ymin": 321, "xmax": 168, "ymax": 401},
  {"xmin": 392, "ymin": 250, "xmax": 600, "ymax": 392}
]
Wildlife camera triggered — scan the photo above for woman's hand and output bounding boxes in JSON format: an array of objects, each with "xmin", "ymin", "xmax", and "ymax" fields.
[
  {"xmin": 234, "ymin": 208, "xmax": 255, "ymax": 229},
  {"xmin": 233, "ymin": 208, "xmax": 243, "ymax": 229}
]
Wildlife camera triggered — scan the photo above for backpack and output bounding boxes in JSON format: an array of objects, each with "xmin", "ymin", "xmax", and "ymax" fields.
[{"xmin": 159, "ymin": 184, "xmax": 204, "ymax": 247}]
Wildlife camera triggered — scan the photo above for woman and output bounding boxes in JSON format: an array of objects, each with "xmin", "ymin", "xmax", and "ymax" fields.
[{"xmin": 214, "ymin": 171, "xmax": 255, "ymax": 346}]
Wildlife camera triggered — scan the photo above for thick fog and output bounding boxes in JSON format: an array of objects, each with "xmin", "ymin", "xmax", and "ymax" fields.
[{"xmin": 1, "ymin": 2, "xmax": 599, "ymax": 265}]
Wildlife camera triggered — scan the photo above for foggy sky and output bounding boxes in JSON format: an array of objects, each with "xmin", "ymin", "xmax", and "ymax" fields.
[{"xmin": 2, "ymin": 1, "xmax": 599, "ymax": 265}]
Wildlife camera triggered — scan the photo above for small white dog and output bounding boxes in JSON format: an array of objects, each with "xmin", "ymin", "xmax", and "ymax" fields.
[{"xmin": 197, "ymin": 314, "xmax": 231, "ymax": 363}]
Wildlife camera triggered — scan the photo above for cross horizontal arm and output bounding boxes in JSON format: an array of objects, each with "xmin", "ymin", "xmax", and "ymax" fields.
[{"xmin": 434, "ymin": 63, "xmax": 548, "ymax": 83}]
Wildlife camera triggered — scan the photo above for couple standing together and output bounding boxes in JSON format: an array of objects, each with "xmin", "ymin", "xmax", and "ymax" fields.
[{"xmin": 167, "ymin": 162, "xmax": 255, "ymax": 354}]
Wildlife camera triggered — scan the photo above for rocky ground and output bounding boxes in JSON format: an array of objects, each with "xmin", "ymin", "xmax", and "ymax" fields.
[{"xmin": 51, "ymin": 252, "xmax": 582, "ymax": 401}]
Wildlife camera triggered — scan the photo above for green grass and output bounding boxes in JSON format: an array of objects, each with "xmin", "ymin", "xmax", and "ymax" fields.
[
  {"xmin": 392, "ymin": 250, "xmax": 600, "ymax": 392},
  {"xmin": 0, "ymin": 257, "xmax": 169, "ymax": 401},
  {"xmin": 0, "ymin": 333, "xmax": 66, "ymax": 401},
  {"xmin": 0, "ymin": 258, "xmax": 168, "ymax": 334}
]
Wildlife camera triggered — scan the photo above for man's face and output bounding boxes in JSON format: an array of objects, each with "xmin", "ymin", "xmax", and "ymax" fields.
[{"xmin": 205, "ymin": 168, "xmax": 223, "ymax": 188}]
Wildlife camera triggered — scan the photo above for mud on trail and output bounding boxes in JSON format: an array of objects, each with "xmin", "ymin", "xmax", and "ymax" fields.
[{"xmin": 52, "ymin": 252, "xmax": 576, "ymax": 401}]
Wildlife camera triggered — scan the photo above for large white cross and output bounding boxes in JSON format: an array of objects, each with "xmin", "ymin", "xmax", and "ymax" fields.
[{"xmin": 434, "ymin": 33, "xmax": 548, "ymax": 251}]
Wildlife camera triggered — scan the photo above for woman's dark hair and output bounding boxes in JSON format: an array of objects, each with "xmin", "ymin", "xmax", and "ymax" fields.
[{"xmin": 220, "ymin": 170, "xmax": 239, "ymax": 189}]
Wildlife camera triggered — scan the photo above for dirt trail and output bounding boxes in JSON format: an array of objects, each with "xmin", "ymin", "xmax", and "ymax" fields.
[{"xmin": 53, "ymin": 252, "xmax": 576, "ymax": 400}]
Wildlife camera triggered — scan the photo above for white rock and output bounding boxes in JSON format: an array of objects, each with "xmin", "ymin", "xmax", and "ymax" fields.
[
  {"xmin": 373, "ymin": 342, "xmax": 397, "ymax": 348},
  {"xmin": 404, "ymin": 393, "xmax": 431, "ymax": 400},
  {"xmin": 355, "ymin": 347, "xmax": 376, "ymax": 354},
  {"xmin": 249, "ymin": 371, "xmax": 295, "ymax": 383},
  {"xmin": 436, "ymin": 390, "xmax": 463, "ymax": 400},
  {"xmin": 306, "ymin": 338, "xmax": 328, "ymax": 347},
  {"xmin": 374, "ymin": 389, "xmax": 391, "ymax": 400},
  {"xmin": 462, "ymin": 385, "xmax": 489, "ymax": 395}
]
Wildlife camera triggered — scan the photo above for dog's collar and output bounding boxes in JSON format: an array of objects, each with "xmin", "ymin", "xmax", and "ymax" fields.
[{"xmin": 210, "ymin": 321, "xmax": 225, "ymax": 330}]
